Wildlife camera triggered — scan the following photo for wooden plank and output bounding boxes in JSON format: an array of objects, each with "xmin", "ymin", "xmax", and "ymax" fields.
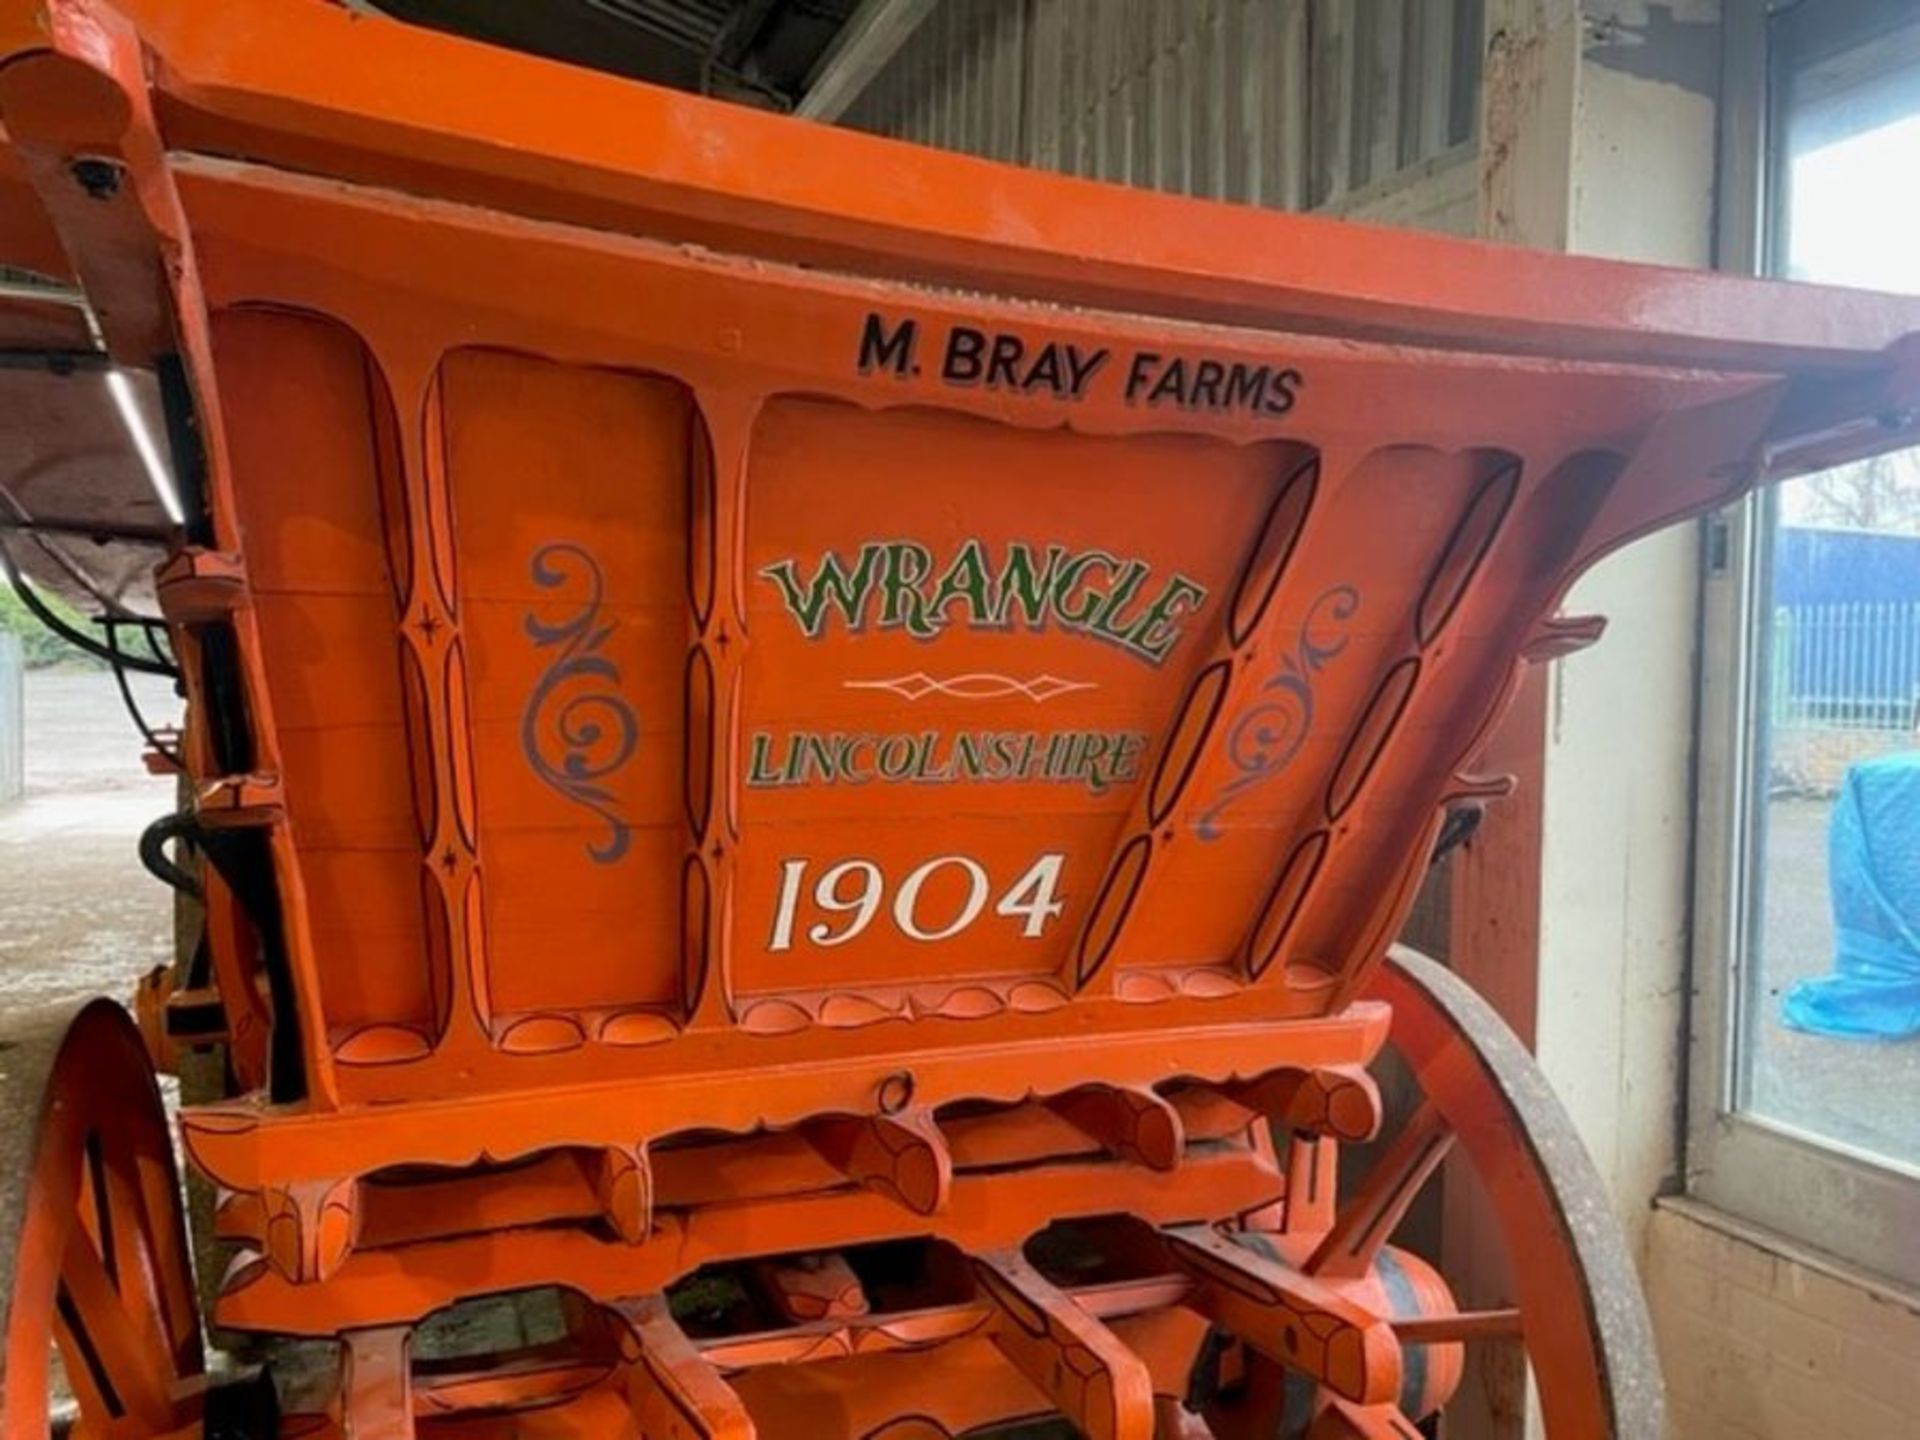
[
  {"xmin": 340, "ymin": 1327, "xmax": 414, "ymax": 1440},
  {"xmin": 1476, "ymin": 0, "xmax": 1579, "ymax": 250},
  {"xmin": 616, "ymin": 1295, "xmax": 756, "ymax": 1439},
  {"xmin": 973, "ymin": 1249, "xmax": 1156, "ymax": 1440},
  {"xmin": 1163, "ymin": 1224, "xmax": 1401, "ymax": 1408},
  {"xmin": 1448, "ymin": 14, "xmax": 1583, "ymax": 1437}
]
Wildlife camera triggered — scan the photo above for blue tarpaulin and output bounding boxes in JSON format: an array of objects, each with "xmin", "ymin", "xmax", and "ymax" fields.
[{"xmin": 1782, "ymin": 751, "xmax": 1920, "ymax": 1040}]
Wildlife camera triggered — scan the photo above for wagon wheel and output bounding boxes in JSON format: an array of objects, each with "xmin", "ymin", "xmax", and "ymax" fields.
[
  {"xmin": 0, "ymin": 1000, "xmax": 205, "ymax": 1436},
  {"xmin": 1200, "ymin": 945, "xmax": 1662, "ymax": 1438}
]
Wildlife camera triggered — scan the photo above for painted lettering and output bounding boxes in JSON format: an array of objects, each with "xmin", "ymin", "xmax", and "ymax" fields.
[
  {"xmin": 857, "ymin": 313, "xmax": 919, "ymax": 377},
  {"xmin": 747, "ymin": 727, "xmax": 1149, "ymax": 795},
  {"xmin": 761, "ymin": 541, "xmax": 1208, "ymax": 664},
  {"xmin": 856, "ymin": 310, "xmax": 1304, "ymax": 419}
]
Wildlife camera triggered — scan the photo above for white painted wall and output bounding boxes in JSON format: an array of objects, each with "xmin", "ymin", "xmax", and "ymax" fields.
[
  {"xmin": 1537, "ymin": 11, "xmax": 1722, "ymax": 1258},
  {"xmin": 1650, "ymin": 1199, "xmax": 1920, "ymax": 1437}
]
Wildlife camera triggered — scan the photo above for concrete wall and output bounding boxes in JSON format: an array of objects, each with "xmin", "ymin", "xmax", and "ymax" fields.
[
  {"xmin": 1649, "ymin": 1200, "xmax": 1920, "ymax": 1438},
  {"xmin": 1538, "ymin": 0, "xmax": 1722, "ymax": 1255},
  {"xmin": 0, "ymin": 632, "xmax": 21, "ymax": 806}
]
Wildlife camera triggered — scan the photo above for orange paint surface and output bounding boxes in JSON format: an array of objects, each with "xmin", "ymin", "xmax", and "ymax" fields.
[{"xmin": 5, "ymin": 3, "xmax": 1920, "ymax": 1434}]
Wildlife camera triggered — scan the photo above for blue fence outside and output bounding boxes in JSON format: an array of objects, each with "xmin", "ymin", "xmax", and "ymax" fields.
[{"xmin": 1773, "ymin": 601, "xmax": 1920, "ymax": 730}]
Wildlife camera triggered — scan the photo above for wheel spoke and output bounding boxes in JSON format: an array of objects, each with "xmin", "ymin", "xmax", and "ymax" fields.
[
  {"xmin": 1374, "ymin": 947, "xmax": 1666, "ymax": 1437},
  {"xmin": 56, "ymin": 1229, "xmax": 178, "ymax": 1430},
  {"xmin": 1391, "ymin": 1307, "xmax": 1522, "ymax": 1344},
  {"xmin": 92, "ymin": 1125, "xmax": 181, "ymax": 1371},
  {"xmin": 1278, "ymin": 1134, "xmax": 1339, "ymax": 1236},
  {"xmin": 1306, "ymin": 1102, "xmax": 1453, "ymax": 1279},
  {"xmin": 134, "ymin": 1145, "xmax": 204, "ymax": 1376}
]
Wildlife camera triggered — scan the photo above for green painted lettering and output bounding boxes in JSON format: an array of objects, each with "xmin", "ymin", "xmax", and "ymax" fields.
[
  {"xmin": 1051, "ymin": 550, "xmax": 1120, "ymax": 626},
  {"xmin": 760, "ymin": 546, "xmax": 882, "ymax": 637},
  {"xmin": 1128, "ymin": 575, "xmax": 1210, "ymax": 662},
  {"xmin": 879, "ymin": 542, "xmax": 939, "ymax": 638},
  {"xmin": 929, "ymin": 540, "xmax": 995, "ymax": 626}
]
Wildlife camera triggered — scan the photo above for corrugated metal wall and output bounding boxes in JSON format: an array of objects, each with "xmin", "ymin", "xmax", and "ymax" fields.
[{"xmin": 844, "ymin": 0, "xmax": 1482, "ymax": 215}]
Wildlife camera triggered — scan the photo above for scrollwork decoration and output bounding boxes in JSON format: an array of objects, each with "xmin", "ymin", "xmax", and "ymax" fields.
[
  {"xmin": 1195, "ymin": 584, "xmax": 1360, "ymax": 841},
  {"xmin": 521, "ymin": 542, "xmax": 638, "ymax": 863}
]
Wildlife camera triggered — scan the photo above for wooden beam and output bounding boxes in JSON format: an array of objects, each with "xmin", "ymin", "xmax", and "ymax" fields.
[
  {"xmin": 1162, "ymin": 1225, "xmax": 1401, "ymax": 1409},
  {"xmin": 340, "ymin": 1327, "xmax": 414, "ymax": 1440},
  {"xmin": 803, "ymin": 1106, "xmax": 952, "ymax": 1216},
  {"xmin": 615, "ymin": 1295, "xmax": 756, "ymax": 1439},
  {"xmin": 972, "ymin": 1249, "xmax": 1156, "ymax": 1440},
  {"xmin": 795, "ymin": 0, "xmax": 940, "ymax": 122},
  {"xmin": 1046, "ymin": 1084, "xmax": 1184, "ymax": 1171}
]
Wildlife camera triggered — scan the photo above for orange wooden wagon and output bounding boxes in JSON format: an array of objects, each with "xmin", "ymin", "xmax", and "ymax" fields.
[{"xmin": 3, "ymin": 3, "xmax": 1920, "ymax": 1436}]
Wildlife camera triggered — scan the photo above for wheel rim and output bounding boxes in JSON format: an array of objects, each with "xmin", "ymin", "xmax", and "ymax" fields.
[
  {"xmin": 1366, "ymin": 945, "xmax": 1662, "ymax": 1437},
  {"xmin": 1188, "ymin": 947, "xmax": 1661, "ymax": 1438},
  {"xmin": 0, "ymin": 1000, "xmax": 204, "ymax": 1436}
]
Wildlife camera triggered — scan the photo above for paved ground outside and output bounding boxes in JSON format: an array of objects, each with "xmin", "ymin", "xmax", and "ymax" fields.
[
  {"xmin": 1750, "ymin": 789, "xmax": 1920, "ymax": 1170},
  {"xmin": 0, "ymin": 668, "xmax": 180, "ymax": 1016}
]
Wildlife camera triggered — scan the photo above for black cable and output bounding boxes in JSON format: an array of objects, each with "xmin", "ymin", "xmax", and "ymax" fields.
[
  {"xmin": 103, "ymin": 613, "xmax": 178, "ymax": 673},
  {"xmin": 1427, "ymin": 804, "xmax": 1485, "ymax": 868},
  {"xmin": 136, "ymin": 620, "xmax": 176, "ymax": 672},
  {"xmin": 0, "ymin": 538, "xmax": 177, "ymax": 677},
  {"xmin": 138, "ymin": 812, "xmax": 204, "ymax": 901},
  {"xmin": 104, "ymin": 618, "xmax": 184, "ymax": 772}
]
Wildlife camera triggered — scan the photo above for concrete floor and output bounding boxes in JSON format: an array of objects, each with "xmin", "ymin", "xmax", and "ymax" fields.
[{"xmin": 0, "ymin": 668, "xmax": 181, "ymax": 1017}]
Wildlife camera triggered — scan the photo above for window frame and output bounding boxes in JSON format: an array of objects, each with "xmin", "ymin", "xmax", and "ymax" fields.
[{"xmin": 1686, "ymin": 0, "xmax": 1920, "ymax": 1290}]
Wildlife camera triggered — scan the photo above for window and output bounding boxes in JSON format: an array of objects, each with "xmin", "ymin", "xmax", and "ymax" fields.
[{"xmin": 1690, "ymin": 0, "xmax": 1920, "ymax": 1285}]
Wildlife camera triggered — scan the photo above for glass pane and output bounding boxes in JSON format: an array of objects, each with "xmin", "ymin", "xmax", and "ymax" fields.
[{"xmin": 1738, "ymin": 64, "xmax": 1920, "ymax": 1170}]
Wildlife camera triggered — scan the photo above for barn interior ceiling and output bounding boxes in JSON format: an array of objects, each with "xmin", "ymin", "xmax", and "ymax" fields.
[{"xmin": 370, "ymin": 0, "xmax": 862, "ymax": 110}]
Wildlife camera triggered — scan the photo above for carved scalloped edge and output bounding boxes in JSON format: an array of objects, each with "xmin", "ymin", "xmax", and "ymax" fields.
[
  {"xmin": 912, "ymin": 978, "xmax": 1072, "ymax": 1020},
  {"xmin": 735, "ymin": 975, "xmax": 1078, "ymax": 1035},
  {"xmin": 329, "ymin": 1008, "xmax": 686, "ymax": 1059},
  {"xmin": 1113, "ymin": 964, "xmax": 1243, "ymax": 1004},
  {"xmin": 496, "ymin": 1011, "xmax": 587, "ymax": 1054},
  {"xmin": 181, "ymin": 1105, "xmax": 263, "ymax": 1137},
  {"xmin": 333, "ymin": 1023, "xmax": 434, "ymax": 1066},
  {"xmin": 594, "ymin": 1008, "xmax": 681, "ymax": 1048},
  {"xmin": 1280, "ymin": 960, "xmax": 1341, "ymax": 994},
  {"xmin": 737, "ymin": 991, "xmax": 906, "ymax": 1035}
]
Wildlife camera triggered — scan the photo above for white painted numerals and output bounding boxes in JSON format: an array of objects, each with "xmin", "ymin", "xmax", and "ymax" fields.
[{"xmin": 768, "ymin": 852, "xmax": 1066, "ymax": 952}]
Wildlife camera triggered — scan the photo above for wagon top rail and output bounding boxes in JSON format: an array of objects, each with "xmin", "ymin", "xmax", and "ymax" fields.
[{"xmin": 1, "ymin": 0, "xmax": 1919, "ymax": 379}]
